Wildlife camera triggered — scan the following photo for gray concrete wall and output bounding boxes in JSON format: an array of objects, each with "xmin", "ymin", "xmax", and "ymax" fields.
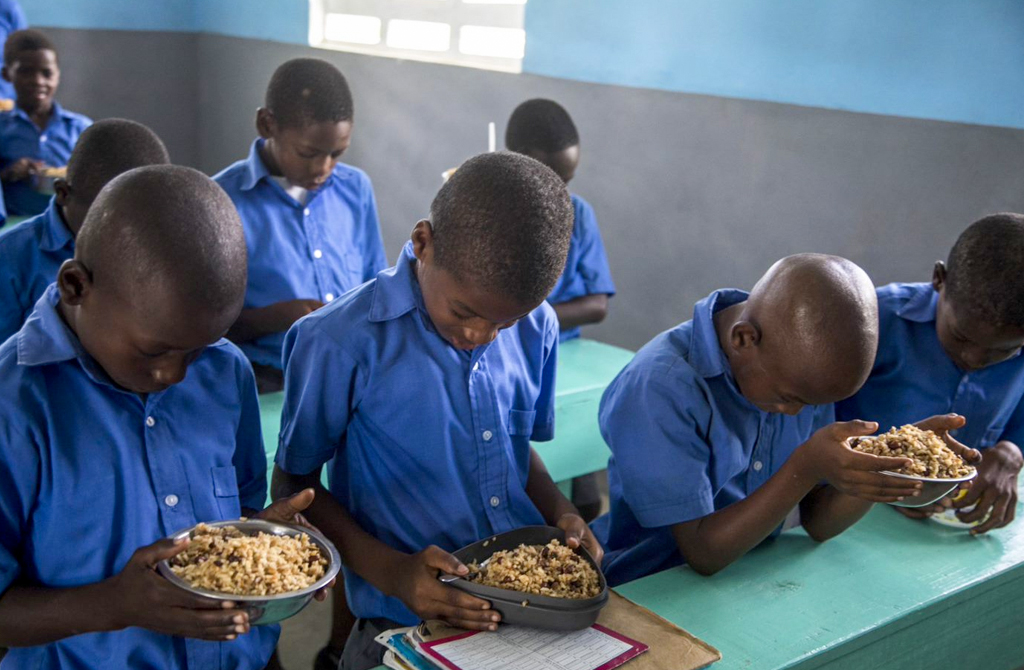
[{"xmin": 43, "ymin": 29, "xmax": 1024, "ymax": 350}]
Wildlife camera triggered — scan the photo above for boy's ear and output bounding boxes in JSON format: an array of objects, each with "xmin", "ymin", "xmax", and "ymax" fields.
[
  {"xmin": 932, "ymin": 261, "xmax": 947, "ymax": 292},
  {"xmin": 256, "ymin": 108, "xmax": 276, "ymax": 139},
  {"xmin": 411, "ymin": 220, "xmax": 434, "ymax": 261},
  {"xmin": 0, "ymin": 65, "xmax": 9, "ymax": 83},
  {"xmin": 56, "ymin": 259, "xmax": 93, "ymax": 306},
  {"xmin": 729, "ymin": 320, "xmax": 762, "ymax": 351},
  {"xmin": 53, "ymin": 178, "xmax": 71, "ymax": 207}
]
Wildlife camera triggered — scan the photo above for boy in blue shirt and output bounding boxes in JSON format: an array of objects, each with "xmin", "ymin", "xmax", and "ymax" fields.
[
  {"xmin": 506, "ymin": 98, "xmax": 615, "ymax": 343},
  {"xmin": 506, "ymin": 98, "xmax": 617, "ymax": 521},
  {"xmin": 215, "ymin": 58, "xmax": 387, "ymax": 394},
  {"xmin": 0, "ymin": 165, "xmax": 329, "ymax": 669},
  {"xmin": 0, "ymin": 118, "xmax": 170, "ymax": 342},
  {"xmin": 837, "ymin": 214, "xmax": 1024, "ymax": 534},
  {"xmin": 0, "ymin": 0, "xmax": 26, "ymax": 103},
  {"xmin": 0, "ymin": 29, "xmax": 91, "ymax": 217},
  {"xmin": 592, "ymin": 254, "xmax": 979, "ymax": 586},
  {"xmin": 273, "ymin": 152, "xmax": 603, "ymax": 670}
]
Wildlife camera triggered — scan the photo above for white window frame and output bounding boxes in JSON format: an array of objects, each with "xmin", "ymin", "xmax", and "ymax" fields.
[{"xmin": 309, "ymin": 0, "xmax": 527, "ymax": 73}]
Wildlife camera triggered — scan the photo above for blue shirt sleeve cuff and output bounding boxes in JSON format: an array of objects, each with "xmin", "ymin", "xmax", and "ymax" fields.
[
  {"xmin": 631, "ymin": 489, "xmax": 715, "ymax": 529},
  {"xmin": 531, "ymin": 422, "xmax": 554, "ymax": 442},
  {"xmin": 275, "ymin": 448, "xmax": 335, "ymax": 477}
]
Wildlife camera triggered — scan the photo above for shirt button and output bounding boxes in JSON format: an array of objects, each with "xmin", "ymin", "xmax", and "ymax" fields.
[
  {"xmin": 145, "ymin": 416, "xmax": 156, "ymax": 428},
  {"xmin": 472, "ymin": 362, "xmax": 480, "ymax": 372},
  {"xmin": 303, "ymin": 208, "xmax": 310, "ymax": 216},
  {"xmin": 40, "ymin": 134, "xmax": 47, "ymax": 141},
  {"xmin": 482, "ymin": 430, "xmax": 493, "ymax": 441},
  {"xmin": 325, "ymin": 293, "xmax": 335, "ymax": 302},
  {"xmin": 752, "ymin": 460, "xmax": 764, "ymax": 472},
  {"xmin": 490, "ymin": 496, "xmax": 500, "ymax": 507},
  {"xmin": 164, "ymin": 494, "xmax": 179, "ymax": 507},
  {"xmin": 313, "ymin": 249, "xmax": 323, "ymax": 259}
]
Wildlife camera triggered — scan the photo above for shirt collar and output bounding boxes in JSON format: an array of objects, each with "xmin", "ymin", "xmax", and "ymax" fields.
[
  {"xmin": 38, "ymin": 197, "xmax": 74, "ymax": 252},
  {"xmin": 688, "ymin": 289, "xmax": 750, "ymax": 378},
  {"xmin": 17, "ymin": 283, "xmax": 84, "ymax": 367},
  {"xmin": 11, "ymin": 101, "xmax": 70, "ymax": 130},
  {"xmin": 895, "ymin": 283, "xmax": 938, "ymax": 323},
  {"xmin": 239, "ymin": 139, "xmax": 272, "ymax": 192},
  {"xmin": 369, "ymin": 241, "xmax": 421, "ymax": 323}
]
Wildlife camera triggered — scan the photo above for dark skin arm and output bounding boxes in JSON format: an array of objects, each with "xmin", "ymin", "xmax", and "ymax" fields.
[
  {"xmin": 671, "ymin": 421, "xmax": 919, "ymax": 576},
  {"xmin": 0, "ymin": 491, "xmax": 331, "ymax": 647},
  {"xmin": 227, "ymin": 299, "xmax": 324, "ymax": 344},
  {"xmin": 551, "ymin": 294, "xmax": 609, "ymax": 331},
  {"xmin": 0, "ymin": 539, "xmax": 246, "ymax": 647},
  {"xmin": 524, "ymin": 448, "xmax": 604, "ymax": 564},
  {"xmin": 272, "ymin": 465, "xmax": 500, "ymax": 631},
  {"xmin": 799, "ymin": 486, "xmax": 874, "ymax": 542}
]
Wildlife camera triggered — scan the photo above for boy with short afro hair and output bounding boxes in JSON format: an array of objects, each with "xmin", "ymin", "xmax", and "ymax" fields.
[
  {"xmin": 0, "ymin": 165, "xmax": 328, "ymax": 668},
  {"xmin": 215, "ymin": 57, "xmax": 386, "ymax": 393},
  {"xmin": 274, "ymin": 151, "xmax": 603, "ymax": 670},
  {"xmin": 0, "ymin": 29, "xmax": 91, "ymax": 217},
  {"xmin": 593, "ymin": 254, "xmax": 980, "ymax": 585},
  {"xmin": 0, "ymin": 117, "xmax": 170, "ymax": 342},
  {"xmin": 838, "ymin": 213, "xmax": 1024, "ymax": 534},
  {"xmin": 505, "ymin": 98, "xmax": 615, "ymax": 343}
]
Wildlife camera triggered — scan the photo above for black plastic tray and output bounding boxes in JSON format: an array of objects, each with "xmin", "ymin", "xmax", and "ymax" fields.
[{"xmin": 441, "ymin": 526, "xmax": 609, "ymax": 630}]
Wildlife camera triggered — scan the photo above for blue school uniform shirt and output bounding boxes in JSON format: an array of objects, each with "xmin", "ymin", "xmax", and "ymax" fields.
[
  {"xmin": 213, "ymin": 140, "xmax": 388, "ymax": 369},
  {"xmin": 0, "ymin": 198, "xmax": 73, "ymax": 343},
  {"xmin": 837, "ymin": 282, "xmax": 1024, "ymax": 450},
  {"xmin": 0, "ymin": 0, "xmax": 28, "ymax": 101},
  {"xmin": 547, "ymin": 194, "xmax": 615, "ymax": 342},
  {"xmin": 276, "ymin": 242, "xmax": 559, "ymax": 625},
  {"xmin": 591, "ymin": 290, "xmax": 834, "ymax": 586},
  {"xmin": 0, "ymin": 285, "xmax": 278, "ymax": 670},
  {"xmin": 0, "ymin": 103, "xmax": 92, "ymax": 217}
]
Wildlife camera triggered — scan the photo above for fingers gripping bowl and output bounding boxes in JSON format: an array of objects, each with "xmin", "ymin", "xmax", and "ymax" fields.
[
  {"xmin": 157, "ymin": 520, "xmax": 341, "ymax": 625},
  {"xmin": 440, "ymin": 526, "xmax": 609, "ymax": 631},
  {"xmin": 851, "ymin": 425, "xmax": 977, "ymax": 508}
]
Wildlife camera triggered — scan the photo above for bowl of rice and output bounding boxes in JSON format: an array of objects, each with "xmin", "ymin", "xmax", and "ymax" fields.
[
  {"xmin": 851, "ymin": 425, "xmax": 977, "ymax": 508},
  {"xmin": 157, "ymin": 519, "xmax": 341, "ymax": 625},
  {"xmin": 440, "ymin": 526, "xmax": 608, "ymax": 630}
]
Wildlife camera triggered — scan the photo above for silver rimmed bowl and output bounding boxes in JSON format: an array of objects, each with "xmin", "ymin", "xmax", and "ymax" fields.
[
  {"xmin": 881, "ymin": 469, "xmax": 977, "ymax": 508},
  {"xmin": 157, "ymin": 519, "xmax": 341, "ymax": 625}
]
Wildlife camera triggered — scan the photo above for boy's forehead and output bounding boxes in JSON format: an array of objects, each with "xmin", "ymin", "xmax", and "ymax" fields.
[
  {"xmin": 10, "ymin": 48, "xmax": 57, "ymax": 66},
  {"xmin": 439, "ymin": 270, "xmax": 535, "ymax": 323}
]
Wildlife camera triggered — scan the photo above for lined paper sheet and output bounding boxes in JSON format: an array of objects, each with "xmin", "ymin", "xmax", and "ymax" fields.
[{"xmin": 423, "ymin": 625, "xmax": 642, "ymax": 670}]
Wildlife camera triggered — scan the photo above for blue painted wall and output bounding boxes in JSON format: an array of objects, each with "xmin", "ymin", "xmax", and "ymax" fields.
[
  {"xmin": 21, "ymin": 0, "xmax": 1024, "ymax": 129},
  {"xmin": 523, "ymin": 0, "xmax": 1024, "ymax": 129},
  {"xmin": 21, "ymin": 0, "xmax": 308, "ymax": 44}
]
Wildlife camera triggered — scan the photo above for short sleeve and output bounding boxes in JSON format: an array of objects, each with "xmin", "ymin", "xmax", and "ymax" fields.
[
  {"xmin": 358, "ymin": 176, "xmax": 388, "ymax": 281},
  {"xmin": 276, "ymin": 318, "xmax": 360, "ymax": 476},
  {"xmin": 232, "ymin": 358, "xmax": 268, "ymax": 511},
  {"xmin": 999, "ymin": 392, "xmax": 1024, "ymax": 451},
  {"xmin": 572, "ymin": 199, "xmax": 616, "ymax": 297},
  {"xmin": 599, "ymin": 367, "xmax": 715, "ymax": 528},
  {"xmin": 531, "ymin": 319, "xmax": 559, "ymax": 442},
  {"xmin": 0, "ymin": 416, "xmax": 40, "ymax": 595}
]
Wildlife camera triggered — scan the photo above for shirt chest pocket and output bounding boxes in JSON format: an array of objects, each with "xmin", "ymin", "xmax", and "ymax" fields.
[
  {"xmin": 508, "ymin": 409, "xmax": 537, "ymax": 437},
  {"xmin": 212, "ymin": 465, "xmax": 241, "ymax": 519}
]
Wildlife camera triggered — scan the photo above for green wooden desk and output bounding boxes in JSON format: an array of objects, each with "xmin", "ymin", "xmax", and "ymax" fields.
[
  {"xmin": 258, "ymin": 338, "xmax": 634, "ymax": 505},
  {"xmin": 616, "ymin": 490, "xmax": 1024, "ymax": 670}
]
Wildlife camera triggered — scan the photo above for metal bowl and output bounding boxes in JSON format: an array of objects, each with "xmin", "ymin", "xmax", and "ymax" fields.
[
  {"xmin": 440, "ymin": 526, "xmax": 609, "ymax": 631},
  {"xmin": 157, "ymin": 519, "xmax": 341, "ymax": 625},
  {"xmin": 881, "ymin": 468, "xmax": 977, "ymax": 508}
]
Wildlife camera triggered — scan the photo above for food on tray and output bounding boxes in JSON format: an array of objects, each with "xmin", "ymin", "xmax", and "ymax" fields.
[
  {"xmin": 466, "ymin": 539, "xmax": 600, "ymax": 599},
  {"xmin": 168, "ymin": 523, "xmax": 327, "ymax": 596},
  {"xmin": 851, "ymin": 425, "xmax": 974, "ymax": 478}
]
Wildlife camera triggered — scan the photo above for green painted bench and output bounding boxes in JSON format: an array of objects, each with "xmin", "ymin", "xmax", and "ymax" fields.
[
  {"xmin": 259, "ymin": 337, "xmax": 634, "ymax": 506},
  {"xmin": 616, "ymin": 488, "xmax": 1024, "ymax": 669}
]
